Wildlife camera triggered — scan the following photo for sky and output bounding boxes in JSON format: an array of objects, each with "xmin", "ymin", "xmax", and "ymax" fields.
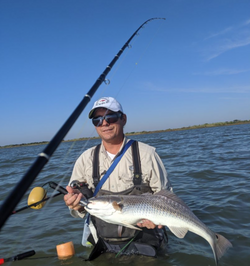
[{"xmin": 1, "ymin": 0, "xmax": 250, "ymax": 146}]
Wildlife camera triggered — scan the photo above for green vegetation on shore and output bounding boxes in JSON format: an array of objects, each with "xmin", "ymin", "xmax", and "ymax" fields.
[
  {"xmin": 125, "ymin": 119, "xmax": 250, "ymax": 136},
  {"xmin": 1, "ymin": 119, "xmax": 249, "ymax": 149}
]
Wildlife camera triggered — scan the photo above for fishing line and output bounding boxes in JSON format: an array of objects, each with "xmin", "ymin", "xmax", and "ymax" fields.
[
  {"xmin": 1, "ymin": 18, "xmax": 167, "ymax": 231},
  {"xmin": 103, "ymin": 19, "xmax": 166, "ymax": 99},
  {"xmin": 108, "ymin": 19, "xmax": 164, "ymax": 84},
  {"xmin": 8, "ymin": 34, "xmax": 157, "ymax": 257},
  {"xmin": 36, "ymin": 18, "xmax": 167, "ymax": 212},
  {"xmin": 58, "ymin": 30, "xmax": 141, "ymax": 152},
  {"xmin": 47, "ymin": 41, "xmax": 136, "ymax": 177},
  {"xmin": 53, "ymin": 19, "xmax": 165, "ymax": 171},
  {"xmin": 1, "ymin": 18, "xmax": 167, "ymax": 262},
  {"xmin": 135, "ymin": 20, "xmax": 165, "ymax": 68},
  {"xmin": 105, "ymin": 36, "xmax": 138, "ymax": 83}
]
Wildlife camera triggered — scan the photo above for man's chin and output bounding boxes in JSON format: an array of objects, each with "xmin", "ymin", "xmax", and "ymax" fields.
[{"xmin": 100, "ymin": 133, "xmax": 115, "ymax": 141}]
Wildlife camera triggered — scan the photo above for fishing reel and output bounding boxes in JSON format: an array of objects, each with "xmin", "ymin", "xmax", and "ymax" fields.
[
  {"xmin": 26, "ymin": 181, "xmax": 66, "ymax": 210},
  {"xmin": 14, "ymin": 180, "xmax": 90, "ymax": 214},
  {"xmin": 70, "ymin": 180, "xmax": 93, "ymax": 199},
  {"xmin": 27, "ymin": 186, "xmax": 47, "ymax": 210}
]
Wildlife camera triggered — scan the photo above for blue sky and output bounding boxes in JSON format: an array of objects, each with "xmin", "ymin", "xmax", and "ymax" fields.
[{"xmin": 1, "ymin": 0, "xmax": 250, "ymax": 146}]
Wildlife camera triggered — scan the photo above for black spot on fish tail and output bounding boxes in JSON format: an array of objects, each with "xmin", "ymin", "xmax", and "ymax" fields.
[{"xmin": 212, "ymin": 233, "xmax": 232, "ymax": 264}]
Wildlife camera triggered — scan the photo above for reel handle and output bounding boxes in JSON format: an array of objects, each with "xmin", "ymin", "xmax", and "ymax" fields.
[{"xmin": 49, "ymin": 182, "xmax": 68, "ymax": 195}]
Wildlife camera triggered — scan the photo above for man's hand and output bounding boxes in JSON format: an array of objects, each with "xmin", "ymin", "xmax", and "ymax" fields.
[
  {"xmin": 137, "ymin": 219, "xmax": 163, "ymax": 229},
  {"xmin": 64, "ymin": 186, "xmax": 84, "ymax": 212}
]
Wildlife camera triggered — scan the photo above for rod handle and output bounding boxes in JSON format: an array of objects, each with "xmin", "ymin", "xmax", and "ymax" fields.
[
  {"xmin": 13, "ymin": 250, "xmax": 36, "ymax": 261},
  {"xmin": 1, "ymin": 250, "xmax": 36, "ymax": 263}
]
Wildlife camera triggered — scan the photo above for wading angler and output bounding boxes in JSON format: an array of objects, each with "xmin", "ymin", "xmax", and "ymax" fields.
[
  {"xmin": 63, "ymin": 97, "xmax": 232, "ymax": 264},
  {"xmin": 64, "ymin": 96, "xmax": 172, "ymax": 259}
]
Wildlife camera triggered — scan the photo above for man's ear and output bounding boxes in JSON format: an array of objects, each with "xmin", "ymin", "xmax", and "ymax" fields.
[{"xmin": 122, "ymin": 114, "xmax": 127, "ymax": 126}]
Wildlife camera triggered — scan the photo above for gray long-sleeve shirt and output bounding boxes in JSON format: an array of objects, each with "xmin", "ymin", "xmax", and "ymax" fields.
[{"xmin": 69, "ymin": 137, "xmax": 172, "ymax": 218}]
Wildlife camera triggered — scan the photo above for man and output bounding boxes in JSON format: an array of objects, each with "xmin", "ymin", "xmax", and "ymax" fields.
[{"xmin": 64, "ymin": 96, "xmax": 172, "ymax": 257}]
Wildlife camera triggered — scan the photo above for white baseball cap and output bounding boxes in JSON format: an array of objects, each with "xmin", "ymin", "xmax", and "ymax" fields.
[{"xmin": 88, "ymin": 97, "xmax": 123, "ymax": 118}]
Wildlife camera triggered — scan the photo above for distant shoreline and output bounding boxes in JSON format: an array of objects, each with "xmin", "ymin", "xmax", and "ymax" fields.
[{"xmin": 1, "ymin": 119, "xmax": 249, "ymax": 149}]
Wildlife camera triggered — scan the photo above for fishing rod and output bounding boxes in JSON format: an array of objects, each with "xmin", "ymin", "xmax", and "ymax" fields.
[{"xmin": 0, "ymin": 17, "xmax": 165, "ymax": 230}]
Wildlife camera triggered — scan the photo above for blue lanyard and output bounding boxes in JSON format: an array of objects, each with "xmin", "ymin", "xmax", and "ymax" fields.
[
  {"xmin": 93, "ymin": 139, "xmax": 135, "ymax": 196},
  {"xmin": 85, "ymin": 139, "xmax": 135, "ymax": 224}
]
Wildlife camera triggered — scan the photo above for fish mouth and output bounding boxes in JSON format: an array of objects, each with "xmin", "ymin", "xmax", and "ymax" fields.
[
  {"xmin": 85, "ymin": 201, "xmax": 95, "ymax": 211},
  {"xmin": 84, "ymin": 200, "xmax": 94, "ymax": 211},
  {"xmin": 86, "ymin": 200, "xmax": 110, "ymax": 210},
  {"xmin": 85, "ymin": 205, "xmax": 92, "ymax": 211},
  {"xmin": 85, "ymin": 196, "xmax": 122, "ymax": 213}
]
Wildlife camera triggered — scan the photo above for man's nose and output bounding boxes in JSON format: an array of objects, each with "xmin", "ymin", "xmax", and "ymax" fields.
[{"xmin": 101, "ymin": 118, "xmax": 109, "ymax": 126}]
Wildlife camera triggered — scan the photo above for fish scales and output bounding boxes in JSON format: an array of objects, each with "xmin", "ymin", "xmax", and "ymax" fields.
[{"xmin": 121, "ymin": 195, "xmax": 201, "ymax": 228}]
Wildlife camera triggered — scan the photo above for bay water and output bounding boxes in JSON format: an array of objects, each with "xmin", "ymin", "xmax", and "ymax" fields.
[{"xmin": 0, "ymin": 124, "xmax": 249, "ymax": 266}]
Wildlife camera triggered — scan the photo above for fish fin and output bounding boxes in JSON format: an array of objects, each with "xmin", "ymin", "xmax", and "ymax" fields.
[
  {"xmin": 120, "ymin": 222, "xmax": 142, "ymax": 231},
  {"xmin": 212, "ymin": 233, "xmax": 233, "ymax": 265},
  {"xmin": 168, "ymin": 226, "xmax": 188, "ymax": 238},
  {"xmin": 155, "ymin": 190, "xmax": 190, "ymax": 209},
  {"xmin": 112, "ymin": 201, "xmax": 122, "ymax": 211}
]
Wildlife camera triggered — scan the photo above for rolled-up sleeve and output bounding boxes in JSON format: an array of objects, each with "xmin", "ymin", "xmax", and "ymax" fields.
[
  {"xmin": 150, "ymin": 152, "xmax": 172, "ymax": 192},
  {"xmin": 68, "ymin": 147, "xmax": 95, "ymax": 219},
  {"xmin": 138, "ymin": 141, "xmax": 172, "ymax": 193}
]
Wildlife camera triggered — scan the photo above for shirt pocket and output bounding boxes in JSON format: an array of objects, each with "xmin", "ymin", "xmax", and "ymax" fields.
[{"xmin": 118, "ymin": 173, "xmax": 134, "ymax": 190}]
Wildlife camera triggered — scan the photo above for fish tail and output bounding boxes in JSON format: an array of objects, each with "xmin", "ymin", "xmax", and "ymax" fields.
[{"xmin": 212, "ymin": 233, "xmax": 232, "ymax": 265}]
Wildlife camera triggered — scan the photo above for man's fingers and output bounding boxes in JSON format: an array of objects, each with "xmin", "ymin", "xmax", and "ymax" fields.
[
  {"xmin": 64, "ymin": 193, "xmax": 77, "ymax": 206},
  {"xmin": 137, "ymin": 219, "xmax": 156, "ymax": 229},
  {"xmin": 66, "ymin": 186, "xmax": 74, "ymax": 193},
  {"xmin": 136, "ymin": 220, "xmax": 163, "ymax": 229},
  {"xmin": 64, "ymin": 188, "xmax": 83, "ymax": 210}
]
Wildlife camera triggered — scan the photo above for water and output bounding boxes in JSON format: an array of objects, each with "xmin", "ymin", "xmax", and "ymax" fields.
[{"xmin": 0, "ymin": 124, "xmax": 249, "ymax": 266}]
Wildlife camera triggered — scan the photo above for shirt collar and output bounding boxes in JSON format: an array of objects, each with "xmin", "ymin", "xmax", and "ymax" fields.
[{"xmin": 100, "ymin": 136, "xmax": 129, "ymax": 161}]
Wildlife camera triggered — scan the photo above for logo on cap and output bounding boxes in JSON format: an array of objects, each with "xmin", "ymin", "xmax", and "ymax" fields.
[{"xmin": 96, "ymin": 98, "xmax": 109, "ymax": 106}]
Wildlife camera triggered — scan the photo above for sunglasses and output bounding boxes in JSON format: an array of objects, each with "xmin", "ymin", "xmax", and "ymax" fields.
[{"xmin": 92, "ymin": 112, "xmax": 123, "ymax": 127}]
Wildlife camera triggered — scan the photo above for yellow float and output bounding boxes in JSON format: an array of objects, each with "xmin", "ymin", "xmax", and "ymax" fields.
[{"xmin": 27, "ymin": 187, "xmax": 47, "ymax": 209}]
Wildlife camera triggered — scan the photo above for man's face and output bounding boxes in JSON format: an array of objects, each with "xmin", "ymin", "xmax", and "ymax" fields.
[{"xmin": 93, "ymin": 108, "xmax": 126, "ymax": 143}]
